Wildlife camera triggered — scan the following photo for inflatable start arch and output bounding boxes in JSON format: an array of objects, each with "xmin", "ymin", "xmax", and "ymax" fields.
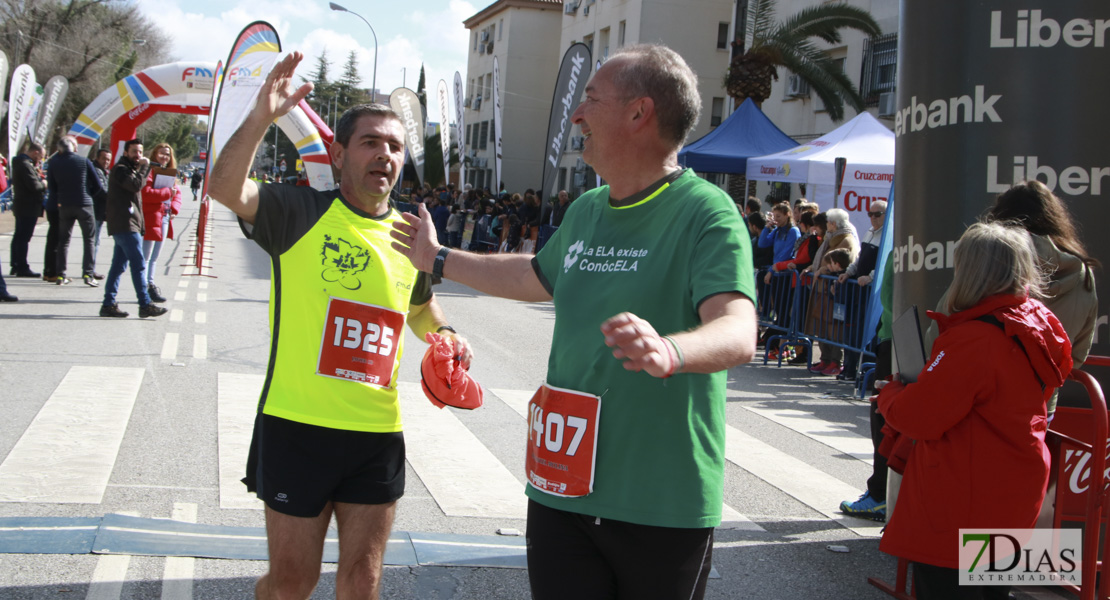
[{"xmin": 68, "ymin": 61, "xmax": 336, "ymax": 189}]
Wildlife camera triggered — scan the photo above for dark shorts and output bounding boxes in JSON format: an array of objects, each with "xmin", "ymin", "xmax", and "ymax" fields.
[
  {"xmin": 525, "ymin": 499, "xmax": 714, "ymax": 600},
  {"xmin": 243, "ymin": 413, "xmax": 405, "ymax": 518}
]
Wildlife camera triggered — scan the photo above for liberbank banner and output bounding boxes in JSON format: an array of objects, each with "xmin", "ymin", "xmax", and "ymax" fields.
[
  {"xmin": 896, "ymin": 1, "xmax": 1109, "ymax": 367},
  {"xmin": 540, "ymin": 43, "xmax": 592, "ymax": 200}
]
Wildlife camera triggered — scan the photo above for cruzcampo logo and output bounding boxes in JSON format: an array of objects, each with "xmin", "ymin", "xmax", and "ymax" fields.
[{"xmin": 321, "ymin": 235, "xmax": 371, "ymax": 290}]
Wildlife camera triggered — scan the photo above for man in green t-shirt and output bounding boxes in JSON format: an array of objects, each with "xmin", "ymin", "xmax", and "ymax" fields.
[{"xmin": 392, "ymin": 44, "xmax": 757, "ymax": 600}]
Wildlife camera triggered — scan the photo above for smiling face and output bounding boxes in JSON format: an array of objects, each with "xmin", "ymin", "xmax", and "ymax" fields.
[
  {"xmin": 152, "ymin": 146, "xmax": 172, "ymax": 167},
  {"xmin": 571, "ymin": 59, "xmax": 633, "ymax": 175},
  {"xmin": 330, "ymin": 114, "xmax": 406, "ymax": 212}
]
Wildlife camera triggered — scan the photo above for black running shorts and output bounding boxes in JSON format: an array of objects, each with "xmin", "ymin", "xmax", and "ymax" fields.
[
  {"xmin": 525, "ymin": 499, "xmax": 714, "ymax": 600},
  {"xmin": 247, "ymin": 414, "xmax": 405, "ymax": 518}
]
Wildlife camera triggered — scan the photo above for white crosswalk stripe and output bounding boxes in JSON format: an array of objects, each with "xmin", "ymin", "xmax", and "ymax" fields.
[
  {"xmin": 216, "ymin": 373, "xmax": 264, "ymax": 510},
  {"xmin": 161, "ymin": 503, "xmax": 197, "ymax": 600},
  {"xmin": 740, "ymin": 403, "xmax": 874, "ymax": 464},
  {"xmin": 0, "ymin": 367, "xmax": 145, "ymax": 504},
  {"xmin": 398, "ymin": 382, "xmax": 527, "ymax": 519}
]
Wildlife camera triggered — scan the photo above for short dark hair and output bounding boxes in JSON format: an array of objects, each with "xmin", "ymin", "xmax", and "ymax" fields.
[
  {"xmin": 335, "ymin": 104, "xmax": 403, "ymax": 147},
  {"xmin": 824, "ymin": 248, "xmax": 851, "ymax": 270},
  {"xmin": 799, "ymin": 212, "xmax": 815, "ymax": 228},
  {"xmin": 96, "ymin": 148, "xmax": 111, "ymax": 157},
  {"xmin": 124, "ymin": 139, "xmax": 143, "ymax": 153},
  {"xmin": 747, "ymin": 212, "xmax": 766, "ymax": 230},
  {"xmin": 745, "ymin": 198, "xmax": 761, "ymax": 214},
  {"xmin": 22, "ymin": 141, "xmax": 43, "ymax": 153}
]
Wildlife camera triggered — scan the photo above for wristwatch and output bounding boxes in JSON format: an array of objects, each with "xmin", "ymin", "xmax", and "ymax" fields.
[
  {"xmin": 437, "ymin": 325, "xmax": 457, "ymax": 334},
  {"xmin": 433, "ymin": 246, "xmax": 450, "ymax": 279}
]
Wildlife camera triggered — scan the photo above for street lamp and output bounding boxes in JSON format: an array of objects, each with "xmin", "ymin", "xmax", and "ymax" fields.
[{"xmin": 329, "ymin": 2, "xmax": 378, "ymax": 104}]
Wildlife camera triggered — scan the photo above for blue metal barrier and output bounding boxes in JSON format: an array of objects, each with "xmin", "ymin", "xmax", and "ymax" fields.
[
  {"xmin": 757, "ymin": 272, "xmax": 877, "ymax": 375},
  {"xmin": 756, "ymin": 269, "xmax": 812, "ymax": 366}
]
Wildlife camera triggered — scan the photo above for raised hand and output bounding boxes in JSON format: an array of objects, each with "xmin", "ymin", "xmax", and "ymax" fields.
[
  {"xmin": 390, "ymin": 203, "xmax": 441, "ymax": 273},
  {"xmin": 254, "ymin": 52, "xmax": 314, "ymax": 123}
]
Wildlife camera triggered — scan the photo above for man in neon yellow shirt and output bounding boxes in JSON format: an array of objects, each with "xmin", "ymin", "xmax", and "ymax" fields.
[
  {"xmin": 208, "ymin": 52, "xmax": 471, "ymax": 600},
  {"xmin": 392, "ymin": 44, "xmax": 757, "ymax": 600}
]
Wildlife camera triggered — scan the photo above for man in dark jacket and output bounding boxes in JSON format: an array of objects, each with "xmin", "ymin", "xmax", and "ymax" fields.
[
  {"xmin": 9, "ymin": 142, "xmax": 46, "ymax": 278},
  {"xmin": 91, "ymin": 148, "xmax": 111, "ymax": 274},
  {"xmin": 100, "ymin": 139, "xmax": 166, "ymax": 318},
  {"xmin": 46, "ymin": 136, "xmax": 104, "ymax": 286}
]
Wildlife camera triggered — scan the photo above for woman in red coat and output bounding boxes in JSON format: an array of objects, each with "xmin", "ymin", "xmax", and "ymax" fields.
[
  {"xmin": 140, "ymin": 143, "xmax": 181, "ymax": 303},
  {"xmin": 877, "ymin": 222, "xmax": 1073, "ymax": 599}
]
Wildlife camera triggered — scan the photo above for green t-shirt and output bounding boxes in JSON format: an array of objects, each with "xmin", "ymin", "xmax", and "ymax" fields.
[{"xmin": 530, "ymin": 169, "xmax": 754, "ymax": 528}]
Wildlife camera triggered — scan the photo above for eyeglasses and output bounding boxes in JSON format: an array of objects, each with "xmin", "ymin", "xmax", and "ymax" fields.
[{"xmin": 868, "ymin": 211, "xmax": 885, "ymax": 217}]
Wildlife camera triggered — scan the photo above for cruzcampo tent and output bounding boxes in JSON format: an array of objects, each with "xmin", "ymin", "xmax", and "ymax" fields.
[
  {"xmin": 745, "ymin": 111, "xmax": 894, "ymax": 189},
  {"xmin": 678, "ymin": 98, "xmax": 799, "ymax": 174}
]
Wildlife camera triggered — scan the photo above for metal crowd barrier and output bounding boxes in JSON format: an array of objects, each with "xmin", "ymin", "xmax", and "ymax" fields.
[{"xmin": 757, "ymin": 271, "xmax": 876, "ymax": 371}]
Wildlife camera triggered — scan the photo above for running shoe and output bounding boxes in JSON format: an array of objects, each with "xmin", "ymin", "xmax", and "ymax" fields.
[
  {"xmin": 840, "ymin": 491, "xmax": 886, "ymax": 521},
  {"xmin": 83, "ymin": 275, "xmax": 99, "ymax": 287},
  {"xmin": 808, "ymin": 360, "xmax": 829, "ymax": 374},
  {"xmin": 821, "ymin": 362, "xmax": 842, "ymax": 376}
]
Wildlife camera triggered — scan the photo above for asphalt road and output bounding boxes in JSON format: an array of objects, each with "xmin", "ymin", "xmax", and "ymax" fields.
[{"xmin": 0, "ymin": 197, "xmax": 1068, "ymax": 599}]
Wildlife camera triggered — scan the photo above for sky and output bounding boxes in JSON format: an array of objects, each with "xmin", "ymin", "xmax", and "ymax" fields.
[{"xmin": 134, "ymin": 0, "xmax": 479, "ymax": 98}]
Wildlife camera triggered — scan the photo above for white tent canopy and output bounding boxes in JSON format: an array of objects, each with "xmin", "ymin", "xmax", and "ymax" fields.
[{"xmin": 746, "ymin": 111, "xmax": 894, "ymax": 188}]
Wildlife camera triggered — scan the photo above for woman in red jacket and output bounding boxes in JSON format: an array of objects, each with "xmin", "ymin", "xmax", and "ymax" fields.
[
  {"xmin": 141, "ymin": 143, "xmax": 181, "ymax": 303},
  {"xmin": 877, "ymin": 222, "xmax": 1073, "ymax": 599}
]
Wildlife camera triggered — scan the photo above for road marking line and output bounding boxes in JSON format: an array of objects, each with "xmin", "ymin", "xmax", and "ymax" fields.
[
  {"xmin": 198, "ymin": 282, "xmax": 208, "ymax": 290},
  {"xmin": 725, "ymin": 426, "xmax": 882, "ymax": 537},
  {"xmin": 161, "ymin": 333, "xmax": 179, "ymax": 360},
  {"xmin": 86, "ymin": 510, "xmax": 140, "ymax": 600},
  {"xmin": 740, "ymin": 405, "xmax": 874, "ymax": 464},
  {"xmin": 0, "ymin": 367, "xmax": 144, "ymax": 504},
  {"xmin": 174, "ymin": 291, "xmax": 186, "ymax": 301},
  {"xmin": 216, "ymin": 374, "xmax": 264, "ymax": 510},
  {"xmin": 399, "ymin": 382, "xmax": 527, "ymax": 519},
  {"xmin": 491, "ymin": 388, "xmax": 764, "ymax": 531},
  {"xmin": 192, "ymin": 335, "xmax": 207, "ymax": 360},
  {"xmin": 194, "ymin": 312, "xmax": 206, "ymax": 324},
  {"xmin": 169, "ymin": 309, "xmax": 183, "ymax": 322},
  {"xmin": 161, "ymin": 503, "xmax": 196, "ymax": 600},
  {"xmin": 177, "ymin": 281, "xmax": 189, "ymax": 288},
  {"xmin": 196, "ymin": 293, "xmax": 207, "ymax": 303}
]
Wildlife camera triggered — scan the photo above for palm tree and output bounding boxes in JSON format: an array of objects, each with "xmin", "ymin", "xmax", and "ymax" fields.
[{"xmin": 725, "ymin": 0, "xmax": 881, "ymax": 122}]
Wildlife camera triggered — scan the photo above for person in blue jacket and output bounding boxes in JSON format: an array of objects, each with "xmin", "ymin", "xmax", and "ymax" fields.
[{"xmin": 758, "ymin": 202, "xmax": 800, "ymax": 263}]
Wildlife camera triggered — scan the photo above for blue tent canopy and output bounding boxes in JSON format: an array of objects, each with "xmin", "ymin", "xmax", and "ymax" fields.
[{"xmin": 678, "ymin": 98, "xmax": 799, "ymax": 174}]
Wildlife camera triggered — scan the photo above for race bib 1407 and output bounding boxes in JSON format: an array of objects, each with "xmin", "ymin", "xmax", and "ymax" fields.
[{"xmin": 526, "ymin": 383, "xmax": 601, "ymax": 497}]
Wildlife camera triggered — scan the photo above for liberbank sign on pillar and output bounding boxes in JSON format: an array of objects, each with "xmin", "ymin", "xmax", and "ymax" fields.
[{"xmin": 894, "ymin": 1, "xmax": 1109, "ymax": 363}]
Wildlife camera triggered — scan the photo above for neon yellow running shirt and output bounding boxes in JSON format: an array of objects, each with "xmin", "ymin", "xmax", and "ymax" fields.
[{"xmin": 243, "ymin": 185, "xmax": 431, "ymax": 432}]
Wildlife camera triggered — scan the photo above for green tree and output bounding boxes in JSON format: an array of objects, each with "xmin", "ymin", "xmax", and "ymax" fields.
[
  {"xmin": 724, "ymin": 0, "xmax": 881, "ymax": 121},
  {"xmin": 143, "ymin": 113, "xmax": 199, "ymax": 164},
  {"xmin": 421, "ymin": 130, "xmax": 460, "ymax": 188},
  {"xmin": 0, "ymin": 0, "xmax": 171, "ymax": 153}
]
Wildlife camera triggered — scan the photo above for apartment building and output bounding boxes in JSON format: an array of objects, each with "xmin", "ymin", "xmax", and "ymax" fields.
[
  {"xmin": 557, "ymin": 0, "xmax": 735, "ymax": 196},
  {"xmin": 736, "ymin": 0, "xmax": 899, "ymax": 140},
  {"xmin": 463, "ymin": 0, "xmax": 563, "ymax": 193}
]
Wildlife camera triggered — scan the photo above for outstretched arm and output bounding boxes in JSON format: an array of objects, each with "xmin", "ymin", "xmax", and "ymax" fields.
[
  {"xmin": 207, "ymin": 52, "xmax": 313, "ymax": 224},
  {"xmin": 390, "ymin": 203, "xmax": 551, "ymax": 302}
]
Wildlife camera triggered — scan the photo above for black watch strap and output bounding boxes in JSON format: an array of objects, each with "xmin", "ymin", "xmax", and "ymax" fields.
[
  {"xmin": 433, "ymin": 246, "xmax": 450, "ymax": 279},
  {"xmin": 437, "ymin": 325, "xmax": 457, "ymax": 334}
]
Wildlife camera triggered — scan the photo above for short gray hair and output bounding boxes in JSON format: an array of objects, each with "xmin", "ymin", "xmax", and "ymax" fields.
[
  {"xmin": 335, "ymin": 104, "xmax": 403, "ymax": 147},
  {"xmin": 869, "ymin": 200, "xmax": 887, "ymax": 214},
  {"xmin": 606, "ymin": 44, "xmax": 700, "ymax": 147},
  {"xmin": 946, "ymin": 222, "xmax": 1046, "ymax": 313},
  {"xmin": 826, "ymin": 208, "xmax": 851, "ymax": 229}
]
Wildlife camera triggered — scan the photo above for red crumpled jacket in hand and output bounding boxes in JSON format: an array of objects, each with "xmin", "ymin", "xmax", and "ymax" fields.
[{"xmin": 420, "ymin": 332, "xmax": 483, "ymax": 410}]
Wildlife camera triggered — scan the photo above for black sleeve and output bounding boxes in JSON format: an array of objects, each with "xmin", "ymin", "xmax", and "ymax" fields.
[
  {"xmin": 409, "ymin": 272, "xmax": 433, "ymax": 305},
  {"xmin": 244, "ymin": 184, "xmax": 333, "ymax": 256},
  {"xmin": 531, "ymin": 257, "xmax": 554, "ymax": 296}
]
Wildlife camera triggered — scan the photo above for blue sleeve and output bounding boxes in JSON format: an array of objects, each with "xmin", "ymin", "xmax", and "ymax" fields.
[
  {"xmin": 784, "ymin": 226, "xmax": 800, "ymax": 249},
  {"xmin": 757, "ymin": 227, "xmax": 775, "ymax": 248}
]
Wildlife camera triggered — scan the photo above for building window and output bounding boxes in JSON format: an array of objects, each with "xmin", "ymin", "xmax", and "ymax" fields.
[
  {"xmin": 479, "ymin": 121, "xmax": 489, "ymax": 150},
  {"xmin": 860, "ymin": 33, "xmax": 898, "ymax": 105},
  {"xmin": 717, "ymin": 22, "xmax": 729, "ymax": 50},
  {"xmin": 489, "ymin": 119, "xmax": 496, "ymax": 142},
  {"xmin": 618, "ymin": 21, "xmax": 626, "ymax": 47},
  {"xmin": 583, "ymin": 34, "xmax": 594, "ymax": 56},
  {"xmin": 600, "ymin": 27, "xmax": 610, "ymax": 60},
  {"xmin": 711, "ymin": 97, "xmax": 724, "ymax": 127},
  {"xmin": 465, "ymin": 124, "xmax": 471, "ymax": 145},
  {"xmin": 498, "ymin": 19, "xmax": 503, "ymax": 41}
]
